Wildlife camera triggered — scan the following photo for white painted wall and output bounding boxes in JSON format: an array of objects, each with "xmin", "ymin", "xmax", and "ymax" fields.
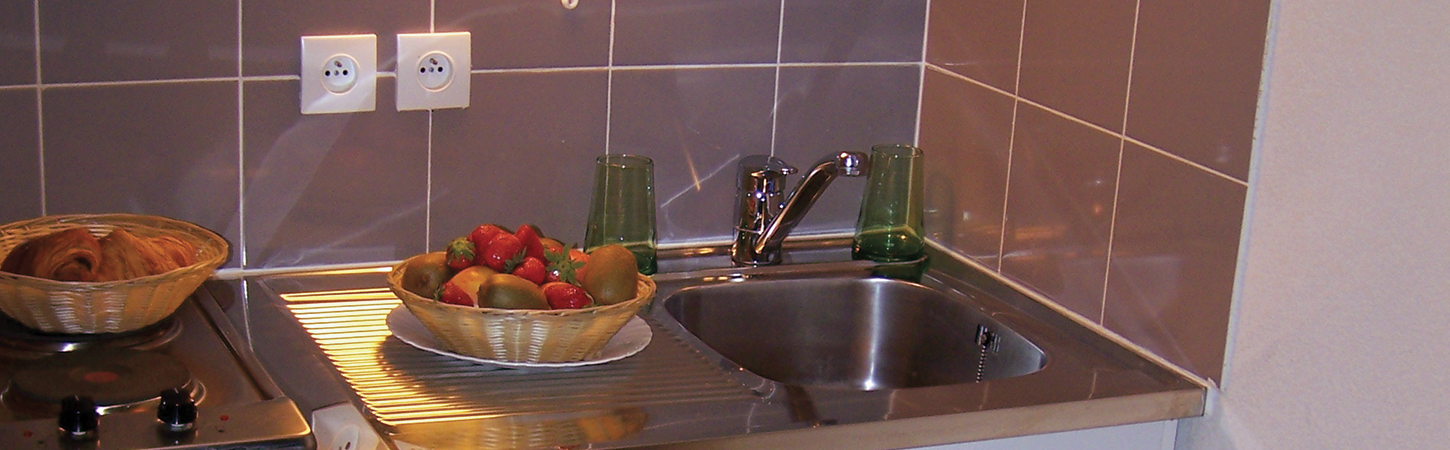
[{"xmin": 1175, "ymin": 1, "xmax": 1450, "ymax": 449}]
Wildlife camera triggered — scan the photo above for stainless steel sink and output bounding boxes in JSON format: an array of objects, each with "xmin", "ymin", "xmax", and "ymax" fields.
[
  {"xmin": 662, "ymin": 276, "xmax": 1045, "ymax": 390},
  {"xmin": 249, "ymin": 236, "xmax": 1206, "ymax": 449}
]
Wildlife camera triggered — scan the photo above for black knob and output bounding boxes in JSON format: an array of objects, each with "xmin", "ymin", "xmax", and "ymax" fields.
[
  {"xmin": 58, "ymin": 395, "xmax": 99, "ymax": 440},
  {"xmin": 157, "ymin": 388, "xmax": 197, "ymax": 432}
]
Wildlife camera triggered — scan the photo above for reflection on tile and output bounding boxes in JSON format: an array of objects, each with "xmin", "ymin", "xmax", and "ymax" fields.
[
  {"xmin": 0, "ymin": 90, "xmax": 40, "ymax": 223},
  {"xmin": 1104, "ymin": 142, "xmax": 1245, "ymax": 383},
  {"xmin": 610, "ymin": 67, "xmax": 775, "ymax": 243},
  {"xmin": 780, "ymin": 0, "xmax": 926, "ymax": 63},
  {"xmin": 614, "ymin": 0, "xmax": 781, "ymax": 65},
  {"xmin": 242, "ymin": 78, "xmax": 428, "ymax": 268},
  {"xmin": 42, "ymin": 82, "xmax": 240, "ymax": 266},
  {"xmin": 1017, "ymin": 0, "xmax": 1135, "ymax": 131},
  {"xmin": 1126, "ymin": 0, "xmax": 1270, "ymax": 181},
  {"xmin": 437, "ymin": 0, "xmax": 610, "ymax": 69},
  {"xmin": 39, "ymin": 2, "xmax": 236, "ymax": 83},
  {"xmin": 243, "ymin": 1, "xmax": 430, "ymax": 76},
  {"xmin": 429, "ymin": 71, "xmax": 609, "ymax": 249},
  {"xmin": 773, "ymin": 65, "xmax": 919, "ymax": 235},
  {"xmin": 1000, "ymin": 103, "xmax": 1120, "ymax": 320},
  {"xmin": 918, "ymin": 70, "xmax": 1014, "ymax": 267},
  {"xmin": 0, "ymin": 1, "xmax": 35, "ymax": 86},
  {"xmin": 925, "ymin": 0, "xmax": 1024, "ymax": 93}
]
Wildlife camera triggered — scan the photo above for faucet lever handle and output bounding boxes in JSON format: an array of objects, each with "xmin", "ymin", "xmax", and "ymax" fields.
[{"xmin": 738, "ymin": 155, "xmax": 796, "ymax": 193}]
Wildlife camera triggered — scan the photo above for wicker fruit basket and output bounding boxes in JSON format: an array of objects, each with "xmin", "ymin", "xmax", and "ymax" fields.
[
  {"xmin": 386, "ymin": 254, "xmax": 656, "ymax": 363},
  {"xmin": 0, "ymin": 214, "xmax": 229, "ymax": 334}
]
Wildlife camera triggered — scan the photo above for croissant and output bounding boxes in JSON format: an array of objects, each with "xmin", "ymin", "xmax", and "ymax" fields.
[
  {"xmin": 0, "ymin": 228, "xmax": 103, "ymax": 281},
  {"xmin": 95, "ymin": 229, "xmax": 184, "ymax": 282},
  {"xmin": 145, "ymin": 235, "xmax": 196, "ymax": 268}
]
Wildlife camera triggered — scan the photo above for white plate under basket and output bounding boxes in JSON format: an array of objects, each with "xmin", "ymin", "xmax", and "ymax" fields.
[{"xmin": 385, "ymin": 306, "xmax": 651, "ymax": 369}]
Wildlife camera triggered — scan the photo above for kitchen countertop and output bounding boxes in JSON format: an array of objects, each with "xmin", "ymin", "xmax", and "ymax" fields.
[{"xmin": 219, "ymin": 238, "xmax": 1206, "ymax": 450}]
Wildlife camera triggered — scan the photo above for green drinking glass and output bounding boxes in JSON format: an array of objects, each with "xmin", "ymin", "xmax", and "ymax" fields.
[
  {"xmin": 853, "ymin": 145, "xmax": 926, "ymax": 278},
  {"xmin": 583, "ymin": 154, "xmax": 658, "ymax": 275}
]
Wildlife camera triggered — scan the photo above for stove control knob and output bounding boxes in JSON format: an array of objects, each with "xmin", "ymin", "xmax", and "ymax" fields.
[
  {"xmin": 157, "ymin": 388, "xmax": 197, "ymax": 432},
  {"xmin": 59, "ymin": 395, "xmax": 99, "ymax": 441}
]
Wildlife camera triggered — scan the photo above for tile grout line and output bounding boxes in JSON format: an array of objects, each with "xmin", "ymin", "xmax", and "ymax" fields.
[
  {"xmin": 32, "ymin": 0, "xmax": 45, "ymax": 216},
  {"xmin": 997, "ymin": 0, "xmax": 1030, "ymax": 273},
  {"xmin": 768, "ymin": 0, "xmax": 786, "ymax": 157},
  {"xmin": 604, "ymin": 0, "xmax": 617, "ymax": 155},
  {"xmin": 924, "ymin": 64, "xmax": 1248, "ymax": 188},
  {"xmin": 236, "ymin": 0, "xmax": 248, "ymax": 272},
  {"xmin": 2, "ymin": 62, "xmax": 918, "ymax": 92},
  {"xmin": 914, "ymin": 0, "xmax": 930, "ymax": 146},
  {"xmin": 1100, "ymin": 0, "xmax": 1145, "ymax": 324},
  {"xmin": 467, "ymin": 61, "xmax": 918, "ymax": 76},
  {"xmin": 236, "ymin": 0, "xmax": 252, "ymax": 344},
  {"xmin": 423, "ymin": 112, "xmax": 433, "ymax": 249},
  {"xmin": 424, "ymin": 0, "xmax": 436, "ymax": 250}
]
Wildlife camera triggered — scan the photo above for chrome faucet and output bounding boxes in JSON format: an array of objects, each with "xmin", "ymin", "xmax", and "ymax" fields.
[{"xmin": 731, "ymin": 152, "xmax": 867, "ymax": 266}]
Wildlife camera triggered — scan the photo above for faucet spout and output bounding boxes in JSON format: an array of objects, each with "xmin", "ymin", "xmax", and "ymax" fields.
[{"xmin": 731, "ymin": 151, "xmax": 867, "ymax": 266}]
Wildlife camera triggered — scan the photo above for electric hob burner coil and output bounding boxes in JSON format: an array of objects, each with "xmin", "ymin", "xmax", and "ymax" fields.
[
  {"xmin": 2, "ymin": 347, "xmax": 204, "ymax": 417},
  {"xmin": 0, "ymin": 313, "xmax": 182, "ymax": 356}
]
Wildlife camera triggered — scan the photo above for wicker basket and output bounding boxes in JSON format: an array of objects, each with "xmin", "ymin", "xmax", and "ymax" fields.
[
  {"xmin": 0, "ymin": 214, "xmax": 229, "ymax": 334},
  {"xmin": 386, "ymin": 254, "xmax": 656, "ymax": 363}
]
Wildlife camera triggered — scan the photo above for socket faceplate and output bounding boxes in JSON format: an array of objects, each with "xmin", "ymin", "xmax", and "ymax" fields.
[
  {"xmin": 301, "ymin": 34, "xmax": 378, "ymax": 114},
  {"xmin": 396, "ymin": 32, "xmax": 471, "ymax": 111}
]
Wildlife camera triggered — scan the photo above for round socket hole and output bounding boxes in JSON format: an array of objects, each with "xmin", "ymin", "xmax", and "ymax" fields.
[
  {"xmin": 321, "ymin": 55, "xmax": 359, "ymax": 94},
  {"xmin": 416, "ymin": 51, "xmax": 454, "ymax": 91}
]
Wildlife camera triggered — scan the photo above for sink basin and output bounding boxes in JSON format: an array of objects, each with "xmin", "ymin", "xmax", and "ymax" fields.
[{"xmin": 661, "ymin": 276, "xmax": 1046, "ymax": 390}]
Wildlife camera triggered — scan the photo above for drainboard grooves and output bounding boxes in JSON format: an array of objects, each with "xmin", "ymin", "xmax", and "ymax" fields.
[{"xmin": 284, "ymin": 289, "xmax": 757, "ymax": 426}]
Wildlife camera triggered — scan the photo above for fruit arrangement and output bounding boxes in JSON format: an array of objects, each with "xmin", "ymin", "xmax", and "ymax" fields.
[{"xmin": 400, "ymin": 223, "xmax": 641, "ymax": 311}]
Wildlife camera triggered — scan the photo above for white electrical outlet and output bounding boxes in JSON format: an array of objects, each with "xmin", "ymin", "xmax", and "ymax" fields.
[
  {"xmin": 301, "ymin": 34, "xmax": 378, "ymax": 115},
  {"xmin": 396, "ymin": 32, "xmax": 471, "ymax": 111}
]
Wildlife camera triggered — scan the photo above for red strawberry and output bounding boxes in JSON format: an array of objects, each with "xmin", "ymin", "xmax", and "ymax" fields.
[
  {"xmin": 482, "ymin": 234, "xmax": 525, "ymax": 272},
  {"xmin": 544, "ymin": 246, "xmax": 586, "ymax": 284},
  {"xmin": 444, "ymin": 237, "xmax": 475, "ymax": 270},
  {"xmin": 514, "ymin": 225, "xmax": 546, "ymax": 261},
  {"xmin": 511, "ymin": 256, "xmax": 547, "ymax": 285},
  {"xmin": 437, "ymin": 282, "xmax": 475, "ymax": 306},
  {"xmin": 542, "ymin": 282, "xmax": 593, "ymax": 309},
  {"xmin": 468, "ymin": 224, "xmax": 508, "ymax": 265}
]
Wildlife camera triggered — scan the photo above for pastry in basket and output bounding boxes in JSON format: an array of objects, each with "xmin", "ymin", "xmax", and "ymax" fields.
[
  {"xmin": 0, "ymin": 214, "xmax": 228, "ymax": 335},
  {"xmin": 0, "ymin": 227, "xmax": 102, "ymax": 281},
  {"xmin": 96, "ymin": 229, "xmax": 181, "ymax": 281},
  {"xmin": 1, "ymin": 227, "xmax": 200, "ymax": 282},
  {"xmin": 146, "ymin": 235, "xmax": 198, "ymax": 268}
]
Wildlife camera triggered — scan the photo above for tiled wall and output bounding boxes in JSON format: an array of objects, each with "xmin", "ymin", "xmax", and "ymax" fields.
[
  {"xmin": 0, "ymin": 0, "xmax": 1269, "ymax": 383},
  {"xmin": 922, "ymin": 0, "xmax": 1270, "ymax": 382},
  {"xmin": 0, "ymin": 0, "xmax": 925, "ymax": 269}
]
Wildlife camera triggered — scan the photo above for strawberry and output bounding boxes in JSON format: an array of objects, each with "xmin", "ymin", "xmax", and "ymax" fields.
[
  {"xmin": 437, "ymin": 282, "xmax": 476, "ymax": 306},
  {"xmin": 468, "ymin": 224, "xmax": 508, "ymax": 265},
  {"xmin": 542, "ymin": 282, "xmax": 593, "ymax": 309},
  {"xmin": 511, "ymin": 256, "xmax": 547, "ymax": 285},
  {"xmin": 482, "ymin": 233, "xmax": 526, "ymax": 272},
  {"xmin": 514, "ymin": 224, "xmax": 546, "ymax": 260},
  {"xmin": 444, "ymin": 237, "xmax": 475, "ymax": 270},
  {"xmin": 544, "ymin": 246, "xmax": 586, "ymax": 284}
]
